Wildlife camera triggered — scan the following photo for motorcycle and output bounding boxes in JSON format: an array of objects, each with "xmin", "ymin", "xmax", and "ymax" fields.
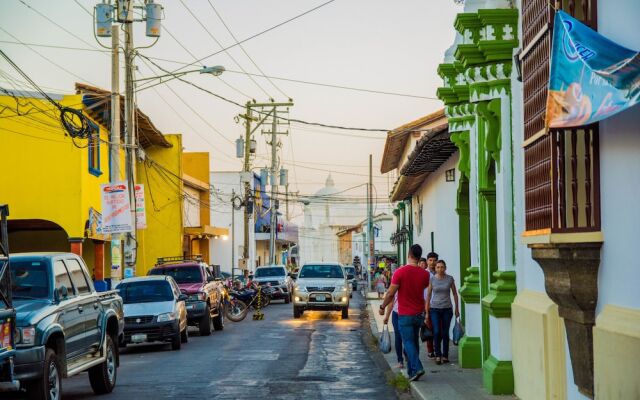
[
  {"xmin": 222, "ymin": 288, "xmax": 248, "ymax": 322},
  {"xmin": 233, "ymin": 283, "xmax": 273, "ymax": 309}
]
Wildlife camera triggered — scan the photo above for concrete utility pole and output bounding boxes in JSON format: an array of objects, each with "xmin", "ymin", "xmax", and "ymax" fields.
[
  {"xmin": 242, "ymin": 102, "xmax": 252, "ymax": 271},
  {"xmin": 268, "ymin": 106, "xmax": 278, "ymax": 265},
  {"xmin": 110, "ymin": 25, "xmax": 122, "ymax": 284},
  {"xmin": 123, "ymin": 20, "xmax": 138, "ymax": 276},
  {"xmin": 368, "ymin": 154, "xmax": 374, "ymax": 291},
  {"xmin": 231, "ymin": 189, "xmax": 235, "ymax": 282}
]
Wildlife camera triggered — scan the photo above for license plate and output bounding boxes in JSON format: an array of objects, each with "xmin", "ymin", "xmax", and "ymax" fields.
[
  {"xmin": 131, "ymin": 333, "xmax": 147, "ymax": 343},
  {"xmin": 315, "ymin": 295, "xmax": 326, "ymax": 301}
]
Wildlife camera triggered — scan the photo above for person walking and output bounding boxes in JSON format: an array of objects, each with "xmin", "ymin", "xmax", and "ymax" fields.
[
  {"xmin": 374, "ymin": 270, "xmax": 387, "ymax": 299},
  {"xmin": 424, "ymin": 252, "xmax": 438, "ymax": 358},
  {"xmin": 425, "ymin": 259, "xmax": 460, "ymax": 365},
  {"xmin": 379, "ymin": 244, "xmax": 430, "ymax": 381},
  {"xmin": 383, "ymin": 294, "xmax": 405, "ymax": 369}
]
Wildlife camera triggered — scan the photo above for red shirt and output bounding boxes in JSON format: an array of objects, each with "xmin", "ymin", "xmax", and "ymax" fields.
[{"xmin": 391, "ymin": 265, "xmax": 430, "ymax": 316}]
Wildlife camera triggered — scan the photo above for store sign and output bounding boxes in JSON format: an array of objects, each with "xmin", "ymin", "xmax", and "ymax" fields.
[
  {"xmin": 135, "ymin": 184, "xmax": 147, "ymax": 230},
  {"xmin": 101, "ymin": 181, "xmax": 133, "ymax": 234},
  {"xmin": 547, "ymin": 11, "xmax": 640, "ymax": 128}
]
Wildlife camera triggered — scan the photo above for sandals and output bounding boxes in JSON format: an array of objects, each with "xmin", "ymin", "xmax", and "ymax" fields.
[{"xmin": 442, "ymin": 357, "xmax": 450, "ymax": 364}]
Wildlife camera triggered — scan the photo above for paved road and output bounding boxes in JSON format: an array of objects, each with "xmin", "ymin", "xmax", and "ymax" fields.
[{"xmin": 10, "ymin": 291, "xmax": 397, "ymax": 400}]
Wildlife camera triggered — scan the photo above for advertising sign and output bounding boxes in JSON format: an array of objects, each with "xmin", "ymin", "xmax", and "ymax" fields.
[
  {"xmin": 546, "ymin": 11, "xmax": 640, "ymax": 128},
  {"xmin": 101, "ymin": 181, "xmax": 133, "ymax": 234},
  {"xmin": 135, "ymin": 184, "xmax": 147, "ymax": 230},
  {"xmin": 111, "ymin": 239, "xmax": 122, "ymax": 279}
]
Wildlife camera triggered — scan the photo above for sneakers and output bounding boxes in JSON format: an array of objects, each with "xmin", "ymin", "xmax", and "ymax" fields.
[
  {"xmin": 427, "ymin": 352, "xmax": 435, "ymax": 359},
  {"xmin": 409, "ymin": 369, "xmax": 425, "ymax": 381}
]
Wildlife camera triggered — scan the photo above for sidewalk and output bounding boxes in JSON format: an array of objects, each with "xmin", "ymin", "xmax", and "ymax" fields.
[{"xmin": 366, "ymin": 293, "xmax": 515, "ymax": 400}]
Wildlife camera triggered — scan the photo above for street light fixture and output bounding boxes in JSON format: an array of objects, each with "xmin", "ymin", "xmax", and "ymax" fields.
[{"xmin": 133, "ymin": 65, "xmax": 226, "ymax": 84}]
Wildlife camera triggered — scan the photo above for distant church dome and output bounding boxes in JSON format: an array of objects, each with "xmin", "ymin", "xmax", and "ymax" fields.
[{"xmin": 313, "ymin": 174, "xmax": 341, "ymax": 198}]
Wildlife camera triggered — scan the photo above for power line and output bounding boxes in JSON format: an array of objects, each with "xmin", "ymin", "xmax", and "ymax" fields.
[
  {"xmin": 207, "ymin": 0, "xmax": 289, "ymax": 99},
  {"xmin": 178, "ymin": 0, "xmax": 271, "ymax": 98},
  {"xmin": 0, "ymin": 40, "xmax": 108, "ymax": 54}
]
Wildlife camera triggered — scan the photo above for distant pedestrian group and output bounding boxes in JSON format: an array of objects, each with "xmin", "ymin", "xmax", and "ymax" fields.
[{"xmin": 379, "ymin": 245, "xmax": 459, "ymax": 381}]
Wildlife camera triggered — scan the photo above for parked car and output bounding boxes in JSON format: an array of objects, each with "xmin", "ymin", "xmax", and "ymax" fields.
[
  {"xmin": 9, "ymin": 252, "xmax": 124, "ymax": 399},
  {"xmin": 344, "ymin": 265, "xmax": 357, "ymax": 296},
  {"xmin": 0, "ymin": 204, "xmax": 18, "ymax": 392},
  {"xmin": 116, "ymin": 276, "xmax": 188, "ymax": 350},
  {"xmin": 292, "ymin": 263, "xmax": 349, "ymax": 319},
  {"xmin": 253, "ymin": 265, "xmax": 293, "ymax": 303},
  {"xmin": 148, "ymin": 260, "xmax": 224, "ymax": 336}
]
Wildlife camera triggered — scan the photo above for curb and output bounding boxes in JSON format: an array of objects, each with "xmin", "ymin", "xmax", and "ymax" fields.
[{"xmin": 365, "ymin": 299, "xmax": 425, "ymax": 400}]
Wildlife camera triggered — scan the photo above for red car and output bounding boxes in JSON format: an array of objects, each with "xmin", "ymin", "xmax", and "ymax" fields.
[{"xmin": 148, "ymin": 258, "xmax": 224, "ymax": 336}]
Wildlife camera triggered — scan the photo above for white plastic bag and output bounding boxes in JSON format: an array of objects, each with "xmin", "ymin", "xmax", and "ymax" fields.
[{"xmin": 379, "ymin": 324, "xmax": 392, "ymax": 353}]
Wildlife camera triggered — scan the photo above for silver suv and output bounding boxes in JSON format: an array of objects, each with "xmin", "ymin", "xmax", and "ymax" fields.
[
  {"xmin": 253, "ymin": 265, "xmax": 293, "ymax": 303},
  {"xmin": 292, "ymin": 263, "xmax": 349, "ymax": 319}
]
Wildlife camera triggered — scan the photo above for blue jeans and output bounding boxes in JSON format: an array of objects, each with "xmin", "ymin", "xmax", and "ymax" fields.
[
  {"xmin": 391, "ymin": 311, "xmax": 404, "ymax": 364},
  {"xmin": 430, "ymin": 308, "xmax": 453, "ymax": 358},
  {"xmin": 397, "ymin": 313, "xmax": 424, "ymax": 377}
]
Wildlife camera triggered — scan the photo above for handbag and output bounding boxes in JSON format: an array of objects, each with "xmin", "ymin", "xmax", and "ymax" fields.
[
  {"xmin": 452, "ymin": 318, "xmax": 465, "ymax": 345},
  {"xmin": 420, "ymin": 320, "xmax": 433, "ymax": 342},
  {"xmin": 379, "ymin": 324, "xmax": 392, "ymax": 353}
]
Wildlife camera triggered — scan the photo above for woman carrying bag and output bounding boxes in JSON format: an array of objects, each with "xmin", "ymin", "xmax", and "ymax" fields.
[{"xmin": 424, "ymin": 260, "xmax": 459, "ymax": 364}]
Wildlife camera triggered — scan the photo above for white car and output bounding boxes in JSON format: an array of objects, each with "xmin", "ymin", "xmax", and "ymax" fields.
[
  {"xmin": 116, "ymin": 276, "xmax": 189, "ymax": 350},
  {"xmin": 292, "ymin": 263, "xmax": 350, "ymax": 319}
]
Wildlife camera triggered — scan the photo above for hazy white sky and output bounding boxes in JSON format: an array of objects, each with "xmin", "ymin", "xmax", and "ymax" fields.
[{"xmin": 0, "ymin": 0, "xmax": 461, "ymax": 201}]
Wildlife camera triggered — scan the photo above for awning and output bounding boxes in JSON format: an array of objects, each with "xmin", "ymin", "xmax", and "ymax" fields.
[
  {"xmin": 390, "ymin": 123, "xmax": 455, "ymax": 202},
  {"xmin": 75, "ymin": 83, "xmax": 171, "ymax": 149},
  {"xmin": 184, "ymin": 225, "xmax": 228, "ymax": 238}
]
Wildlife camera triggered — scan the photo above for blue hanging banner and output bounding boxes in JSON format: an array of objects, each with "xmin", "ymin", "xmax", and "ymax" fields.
[{"xmin": 546, "ymin": 11, "xmax": 640, "ymax": 128}]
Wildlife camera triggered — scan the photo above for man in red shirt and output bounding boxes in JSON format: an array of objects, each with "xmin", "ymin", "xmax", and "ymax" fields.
[{"xmin": 379, "ymin": 244, "xmax": 429, "ymax": 381}]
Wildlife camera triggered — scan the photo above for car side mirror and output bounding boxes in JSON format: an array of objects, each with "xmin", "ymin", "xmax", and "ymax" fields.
[
  {"xmin": 57, "ymin": 285, "xmax": 69, "ymax": 300},
  {"xmin": 178, "ymin": 294, "xmax": 188, "ymax": 302}
]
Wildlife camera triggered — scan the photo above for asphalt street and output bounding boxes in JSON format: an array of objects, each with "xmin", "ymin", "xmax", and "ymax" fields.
[{"xmin": 9, "ymin": 291, "xmax": 398, "ymax": 400}]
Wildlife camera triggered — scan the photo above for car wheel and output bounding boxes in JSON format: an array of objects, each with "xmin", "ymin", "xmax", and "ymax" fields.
[
  {"xmin": 293, "ymin": 306, "xmax": 301, "ymax": 319},
  {"xmin": 213, "ymin": 305, "xmax": 224, "ymax": 331},
  {"xmin": 342, "ymin": 306, "xmax": 349, "ymax": 319},
  {"xmin": 181, "ymin": 326, "xmax": 189, "ymax": 343},
  {"xmin": 171, "ymin": 330, "xmax": 182, "ymax": 350},
  {"xmin": 89, "ymin": 335, "xmax": 117, "ymax": 394},
  {"xmin": 26, "ymin": 348, "xmax": 61, "ymax": 400},
  {"xmin": 199, "ymin": 304, "xmax": 212, "ymax": 336}
]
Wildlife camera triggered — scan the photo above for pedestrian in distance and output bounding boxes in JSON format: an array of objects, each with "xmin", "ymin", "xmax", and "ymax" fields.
[
  {"xmin": 379, "ymin": 244, "xmax": 430, "ymax": 382},
  {"xmin": 374, "ymin": 270, "xmax": 387, "ymax": 299},
  {"xmin": 424, "ymin": 252, "xmax": 438, "ymax": 358},
  {"xmin": 383, "ymin": 293, "xmax": 406, "ymax": 369},
  {"xmin": 425, "ymin": 259, "xmax": 460, "ymax": 365},
  {"xmin": 418, "ymin": 257, "xmax": 427, "ymax": 269}
]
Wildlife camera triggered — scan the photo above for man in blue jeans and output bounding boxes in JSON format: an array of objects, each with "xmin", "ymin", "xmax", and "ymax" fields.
[{"xmin": 379, "ymin": 244, "xmax": 430, "ymax": 381}]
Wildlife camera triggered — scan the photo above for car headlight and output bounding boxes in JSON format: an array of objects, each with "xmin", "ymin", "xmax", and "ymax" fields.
[
  {"xmin": 334, "ymin": 285, "xmax": 346, "ymax": 292},
  {"xmin": 295, "ymin": 285, "xmax": 306, "ymax": 292},
  {"xmin": 16, "ymin": 326, "xmax": 36, "ymax": 346},
  {"xmin": 189, "ymin": 292, "xmax": 207, "ymax": 301},
  {"xmin": 156, "ymin": 312, "xmax": 176, "ymax": 322}
]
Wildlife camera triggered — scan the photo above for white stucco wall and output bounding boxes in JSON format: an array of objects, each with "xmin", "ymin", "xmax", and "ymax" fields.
[
  {"xmin": 182, "ymin": 186, "xmax": 201, "ymax": 228},
  {"xmin": 412, "ymin": 153, "xmax": 460, "ymax": 279}
]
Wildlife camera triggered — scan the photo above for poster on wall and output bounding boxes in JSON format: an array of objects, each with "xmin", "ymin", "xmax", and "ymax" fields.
[
  {"xmin": 546, "ymin": 10, "xmax": 640, "ymax": 128},
  {"xmin": 111, "ymin": 239, "xmax": 122, "ymax": 279},
  {"xmin": 135, "ymin": 184, "xmax": 147, "ymax": 229},
  {"xmin": 101, "ymin": 181, "xmax": 133, "ymax": 234}
]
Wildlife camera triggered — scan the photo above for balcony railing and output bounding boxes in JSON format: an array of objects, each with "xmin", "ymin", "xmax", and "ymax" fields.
[{"xmin": 522, "ymin": 0, "xmax": 600, "ymax": 235}]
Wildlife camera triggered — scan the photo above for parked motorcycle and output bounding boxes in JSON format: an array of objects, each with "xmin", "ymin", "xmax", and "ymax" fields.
[{"xmin": 222, "ymin": 288, "xmax": 248, "ymax": 322}]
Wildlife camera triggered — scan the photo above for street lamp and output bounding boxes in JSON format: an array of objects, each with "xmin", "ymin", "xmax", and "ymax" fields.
[{"xmin": 133, "ymin": 65, "xmax": 226, "ymax": 85}]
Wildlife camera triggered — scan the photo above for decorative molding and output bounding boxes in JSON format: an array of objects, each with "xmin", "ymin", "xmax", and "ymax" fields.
[
  {"xmin": 483, "ymin": 355, "xmax": 514, "ymax": 395},
  {"xmin": 530, "ymin": 242, "xmax": 602, "ymax": 398},
  {"xmin": 459, "ymin": 336, "xmax": 482, "ymax": 368},
  {"xmin": 482, "ymin": 270, "xmax": 517, "ymax": 318},
  {"xmin": 460, "ymin": 265, "xmax": 481, "ymax": 303}
]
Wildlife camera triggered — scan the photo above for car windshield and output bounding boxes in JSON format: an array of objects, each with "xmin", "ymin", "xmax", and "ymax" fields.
[
  {"xmin": 255, "ymin": 267, "xmax": 286, "ymax": 278},
  {"xmin": 10, "ymin": 260, "xmax": 50, "ymax": 299},
  {"xmin": 345, "ymin": 267, "xmax": 355, "ymax": 275},
  {"xmin": 299, "ymin": 265, "xmax": 344, "ymax": 279},
  {"xmin": 117, "ymin": 281, "xmax": 174, "ymax": 304},
  {"xmin": 149, "ymin": 266, "xmax": 202, "ymax": 284}
]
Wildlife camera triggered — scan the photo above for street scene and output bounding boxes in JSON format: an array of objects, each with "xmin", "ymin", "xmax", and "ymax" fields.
[{"xmin": 1, "ymin": 1, "xmax": 640, "ymax": 400}]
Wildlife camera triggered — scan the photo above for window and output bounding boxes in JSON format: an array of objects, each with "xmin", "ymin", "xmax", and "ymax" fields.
[
  {"xmin": 65, "ymin": 259, "xmax": 91, "ymax": 295},
  {"xmin": 117, "ymin": 281, "xmax": 174, "ymax": 304},
  {"xmin": 53, "ymin": 260, "xmax": 74, "ymax": 298},
  {"xmin": 88, "ymin": 124, "xmax": 102, "ymax": 176},
  {"xmin": 299, "ymin": 265, "xmax": 344, "ymax": 279},
  {"xmin": 10, "ymin": 260, "xmax": 50, "ymax": 299}
]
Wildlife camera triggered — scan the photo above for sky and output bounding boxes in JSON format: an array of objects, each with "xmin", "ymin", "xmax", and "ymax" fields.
[{"xmin": 0, "ymin": 0, "xmax": 461, "ymax": 221}]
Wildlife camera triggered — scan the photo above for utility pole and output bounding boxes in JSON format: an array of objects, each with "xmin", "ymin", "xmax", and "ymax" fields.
[
  {"xmin": 268, "ymin": 106, "xmax": 278, "ymax": 265},
  {"xmin": 368, "ymin": 154, "xmax": 374, "ymax": 291},
  {"xmin": 110, "ymin": 24, "xmax": 122, "ymax": 284},
  {"xmin": 123, "ymin": 20, "xmax": 137, "ymax": 277},
  {"xmin": 242, "ymin": 102, "xmax": 252, "ymax": 272},
  {"xmin": 231, "ymin": 189, "xmax": 235, "ymax": 282}
]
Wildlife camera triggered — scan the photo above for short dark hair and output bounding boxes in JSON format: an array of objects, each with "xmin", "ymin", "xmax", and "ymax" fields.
[
  {"xmin": 419, "ymin": 258, "xmax": 427, "ymax": 263},
  {"xmin": 437, "ymin": 259, "xmax": 447, "ymax": 268},
  {"xmin": 426, "ymin": 252, "xmax": 439, "ymax": 260},
  {"xmin": 409, "ymin": 244, "xmax": 422, "ymax": 260}
]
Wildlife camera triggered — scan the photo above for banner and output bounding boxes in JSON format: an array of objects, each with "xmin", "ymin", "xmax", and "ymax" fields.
[
  {"xmin": 134, "ymin": 184, "xmax": 147, "ymax": 230},
  {"xmin": 546, "ymin": 11, "xmax": 640, "ymax": 128},
  {"xmin": 101, "ymin": 181, "xmax": 133, "ymax": 234}
]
